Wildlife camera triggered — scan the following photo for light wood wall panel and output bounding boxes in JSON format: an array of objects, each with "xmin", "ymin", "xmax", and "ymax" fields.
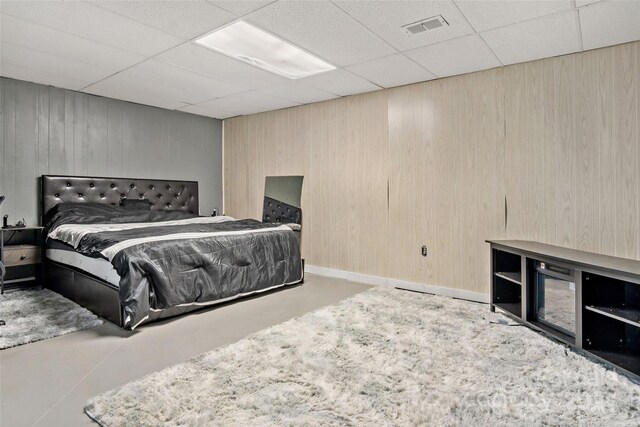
[
  {"xmin": 504, "ymin": 42, "xmax": 639, "ymax": 261},
  {"xmin": 224, "ymin": 41, "xmax": 640, "ymax": 296},
  {"xmin": 0, "ymin": 77, "xmax": 223, "ymax": 225},
  {"xmin": 225, "ymin": 91, "xmax": 389, "ymax": 276},
  {"xmin": 388, "ymin": 69, "xmax": 506, "ymax": 294}
]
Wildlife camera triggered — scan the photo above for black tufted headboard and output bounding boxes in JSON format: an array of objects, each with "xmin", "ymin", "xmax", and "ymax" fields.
[
  {"xmin": 262, "ymin": 196, "xmax": 302, "ymax": 224},
  {"xmin": 41, "ymin": 175, "xmax": 199, "ymax": 221}
]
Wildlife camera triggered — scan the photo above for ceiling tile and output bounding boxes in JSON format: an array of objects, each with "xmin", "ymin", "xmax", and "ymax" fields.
[
  {"xmin": 580, "ymin": 0, "xmax": 640, "ymax": 51},
  {"xmin": 0, "ymin": 14, "xmax": 145, "ymax": 71},
  {"xmin": 346, "ymin": 54, "xmax": 436, "ymax": 88},
  {"xmin": 575, "ymin": 0, "xmax": 601, "ymax": 7},
  {"xmin": 209, "ymin": 0, "xmax": 275, "ymax": 17},
  {"xmin": 83, "ymin": 79, "xmax": 189, "ymax": 111},
  {"xmin": 454, "ymin": 0, "xmax": 573, "ymax": 32},
  {"xmin": 335, "ymin": 0, "xmax": 473, "ymax": 52},
  {"xmin": 85, "ymin": 71, "xmax": 226, "ymax": 106},
  {"xmin": 260, "ymin": 82, "xmax": 339, "ymax": 104},
  {"xmin": 177, "ymin": 104, "xmax": 237, "ymax": 119},
  {"xmin": 406, "ymin": 34, "xmax": 501, "ymax": 78},
  {"xmin": 224, "ymin": 90, "xmax": 301, "ymax": 114},
  {"xmin": 0, "ymin": 1, "xmax": 182, "ymax": 56},
  {"xmin": 244, "ymin": 0, "xmax": 396, "ymax": 67},
  {"xmin": 481, "ymin": 10, "xmax": 581, "ymax": 65},
  {"xmin": 298, "ymin": 69, "xmax": 381, "ymax": 97},
  {"xmin": 190, "ymin": 90, "xmax": 300, "ymax": 117},
  {"xmin": 1, "ymin": 42, "xmax": 115, "ymax": 84},
  {"xmin": 89, "ymin": 0, "xmax": 235, "ymax": 40},
  {"xmin": 154, "ymin": 43, "xmax": 290, "ymax": 89},
  {"xmin": 181, "ymin": 99, "xmax": 247, "ymax": 118},
  {"xmin": 0, "ymin": 61, "xmax": 94, "ymax": 91},
  {"xmin": 124, "ymin": 59, "xmax": 248, "ymax": 101}
]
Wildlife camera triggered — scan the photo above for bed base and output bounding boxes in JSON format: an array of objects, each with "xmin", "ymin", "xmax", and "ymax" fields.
[
  {"xmin": 45, "ymin": 259, "xmax": 304, "ymax": 329},
  {"xmin": 45, "ymin": 260, "xmax": 124, "ymax": 326}
]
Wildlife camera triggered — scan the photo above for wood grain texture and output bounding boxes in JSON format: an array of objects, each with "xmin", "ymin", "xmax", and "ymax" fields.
[
  {"xmin": 0, "ymin": 77, "xmax": 223, "ymax": 225},
  {"xmin": 391, "ymin": 69, "xmax": 507, "ymax": 294},
  {"xmin": 224, "ymin": 41, "xmax": 640, "ymax": 296},
  {"xmin": 225, "ymin": 92, "xmax": 389, "ymax": 275},
  {"xmin": 3, "ymin": 245, "xmax": 40, "ymax": 267},
  {"xmin": 505, "ymin": 42, "xmax": 639, "ymax": 265},
  {"xmin": 613, "ymin": 44, "xmax": 637, "ymax": 259}
]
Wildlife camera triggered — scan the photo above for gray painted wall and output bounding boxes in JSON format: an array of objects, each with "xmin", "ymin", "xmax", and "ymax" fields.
[{"xmin": 0, "ymin": 77, "xmax": 222, "ymax": 226}]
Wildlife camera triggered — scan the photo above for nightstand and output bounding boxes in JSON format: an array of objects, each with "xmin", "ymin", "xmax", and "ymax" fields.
[{"xmin": 0, "ymin": 227, "xmax": 44, "ymax": 294}]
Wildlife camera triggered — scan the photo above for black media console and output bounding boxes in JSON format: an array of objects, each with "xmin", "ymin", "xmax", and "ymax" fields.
[{"xmin": 487, "ymin": 240, "xmax": 640, "ymax": 381}]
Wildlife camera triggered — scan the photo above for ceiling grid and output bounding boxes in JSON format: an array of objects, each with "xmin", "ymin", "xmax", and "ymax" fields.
[{"xmin": 0, "ymin": 0, "xmax": 637, "ymax": 119}]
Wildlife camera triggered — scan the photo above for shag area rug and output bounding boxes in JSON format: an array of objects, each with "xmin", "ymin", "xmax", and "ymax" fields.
[
  {"xmin": 85, "ymin": 287, "xmax": 640, "ymax": 426},
  {"xmin": 0, "ymin": 288, "xmax": 103, "ymax": 349}
]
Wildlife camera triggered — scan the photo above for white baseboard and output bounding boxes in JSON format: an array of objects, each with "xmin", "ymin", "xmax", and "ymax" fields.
[{"xmin": 304, "ymin": 264, "xmax": 490, "ymax": 304}]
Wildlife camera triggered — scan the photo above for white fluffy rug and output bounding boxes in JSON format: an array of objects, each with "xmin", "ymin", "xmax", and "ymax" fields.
[
  {"xmin": 0, "ymin": 288, "xmax": 103, "ymax": 349},
  {"xmin": 85, "ymin": 287, "xmax": 640, "ymax": 426}
]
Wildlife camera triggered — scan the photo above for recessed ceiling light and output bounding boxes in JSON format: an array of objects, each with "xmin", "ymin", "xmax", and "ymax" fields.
[{"xmin": 195, "ymin": 21, "xmax": 335, "ymax": 79}]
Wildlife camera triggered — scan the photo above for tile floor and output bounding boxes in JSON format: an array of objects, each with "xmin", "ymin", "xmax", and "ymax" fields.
[{"xmin": 0, "ymin": 275, "xmax": 371, "ymax": 426}]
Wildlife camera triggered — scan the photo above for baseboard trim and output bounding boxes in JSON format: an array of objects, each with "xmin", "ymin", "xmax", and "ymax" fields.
[{"xmin": 304, "ymin": 264, "xmax": 490, "ymax": 304}]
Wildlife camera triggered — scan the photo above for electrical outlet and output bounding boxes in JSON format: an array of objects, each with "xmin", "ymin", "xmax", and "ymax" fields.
[{"xmin": 421, "ymin": 245, "xmax": 428, "ymax": 257}]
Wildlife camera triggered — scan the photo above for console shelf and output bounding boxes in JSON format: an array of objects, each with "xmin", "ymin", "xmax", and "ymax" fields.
[
  {"xmin": 585, "ymin": 306, "xmax": 640, "ymax": 327},
  {"xmin": 488, "ymin": 240, "xmax": 640, "ymax": 381},
  {"xmin": 588, "ymin": 349, "xmax": 640, "ymax": 376},
  {"xmin": 494, "ymin": 272, "xmax": 522, "ymax": 285},
  {"xmin": 494, "ymin": 302, "xmax": 521, "ymax": 317}
]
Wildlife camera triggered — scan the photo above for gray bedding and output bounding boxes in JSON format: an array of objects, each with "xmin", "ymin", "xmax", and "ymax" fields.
[{"xmin": 45, "ymin": 204, "xmax": 303, "ymax": 329}]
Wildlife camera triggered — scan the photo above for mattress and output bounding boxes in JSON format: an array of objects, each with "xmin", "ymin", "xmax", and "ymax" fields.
[{"xmin": 46, "ymin": 249, "xmax": 121, "ymax": 286}]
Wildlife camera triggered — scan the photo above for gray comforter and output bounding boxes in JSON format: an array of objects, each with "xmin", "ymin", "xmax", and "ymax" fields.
[{"xmin": 45, "ymin": 204, "xmax": 303, "ymax": 328}]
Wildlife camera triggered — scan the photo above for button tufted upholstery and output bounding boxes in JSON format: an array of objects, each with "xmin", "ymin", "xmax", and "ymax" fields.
[
  {"xmin": 42, "ymin": 175, "xmax": 199, "ymax": 219},
  {"xmin": 262, "ymin": 196, "xmax": 302, "ymax": 224}
]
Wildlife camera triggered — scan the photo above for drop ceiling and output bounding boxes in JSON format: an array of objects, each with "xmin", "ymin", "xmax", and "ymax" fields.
[{"xmin": 1, "ymin": 0, "xmax": 638, "ymax": 119}]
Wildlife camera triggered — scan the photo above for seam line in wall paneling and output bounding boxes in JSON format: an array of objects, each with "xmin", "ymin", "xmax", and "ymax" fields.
[
  {"xmin": 505, "ymin": 197, "xmax": 508, "ymax": 231},
  {"xmin": 36, "ymin": 85, "xmax": 40, "ymax": 177},
  {"xmin": 14, "ymin": 81, "xmax": 18, "ymax": 220},
  {"xmin": 222, "ymin": 120, "xmax": 225, "ymax": 215},
  {"xmin": 503, "ymin": 69, "xmax": 507, "ymax": 236},
  {"xmin": 47, "ymin": 88, "xmax": 51, "ymax": 172},
  {"xmin": 387, "ymin": 179, "xmax": 389, "ymax": 210}
]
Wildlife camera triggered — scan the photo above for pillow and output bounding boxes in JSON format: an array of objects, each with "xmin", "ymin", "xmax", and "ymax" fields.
[
  {"xmin": 44, "ymin": 202, "xmax": 121, "ymax": 231},
  {"xmin": 120, "ymin": 198, "xmax": 152, "ymax": 210}
]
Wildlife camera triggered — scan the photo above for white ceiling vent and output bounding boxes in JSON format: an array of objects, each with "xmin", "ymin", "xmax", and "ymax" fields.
[{"xmin": 403, "ymin": 15, "xmax": 449, "ymax": 35}]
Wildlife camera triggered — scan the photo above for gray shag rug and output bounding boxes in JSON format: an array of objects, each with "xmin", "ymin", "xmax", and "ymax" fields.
[
  {"xmin": 85, "ymin": 287, "xmax": 640, "ymax": 426},
  {"xmin": 0, "ymin": 288, "xmax": 103, "ymax": 349}
]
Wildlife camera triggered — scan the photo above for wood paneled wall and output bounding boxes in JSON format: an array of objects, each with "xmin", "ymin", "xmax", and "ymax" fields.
[
  {"xmin": 387, "ymin": 69, "xmax": 506, "ymax": 294},
  {"xmin": 225, "ymin": 91, "xmax": 389, "ymax": 277},
  {"xmin": 504, "ymin": 42, "xmax": 639, "ymax": 259},
  {"xmin": 1, "ymin": 77, "xmax": 223, "ymax": 226},
  {"xmin": 224, "ymin": 41, "xmax": 640, "ymax": 296}
]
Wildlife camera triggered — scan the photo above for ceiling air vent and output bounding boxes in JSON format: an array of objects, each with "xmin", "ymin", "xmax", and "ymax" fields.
[{"xmin": 403, "ymin": 15, "xmax": 449, "ymax": 35}]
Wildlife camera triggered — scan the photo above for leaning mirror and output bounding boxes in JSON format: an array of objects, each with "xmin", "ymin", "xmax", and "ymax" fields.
[{"xmin": 262, "ymin": 176, "xmax": 303, "ymax": 226}]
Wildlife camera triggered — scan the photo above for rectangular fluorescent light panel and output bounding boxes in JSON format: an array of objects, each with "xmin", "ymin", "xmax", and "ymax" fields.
[{"xmin": 195, "ymin": 21, "xmax": 335, "ymax": 79}]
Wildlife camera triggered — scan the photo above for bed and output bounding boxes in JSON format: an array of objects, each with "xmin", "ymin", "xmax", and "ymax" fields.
[{"xmin": 41, "ymin": 175, "xmax": 303, "ymax": 329}]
